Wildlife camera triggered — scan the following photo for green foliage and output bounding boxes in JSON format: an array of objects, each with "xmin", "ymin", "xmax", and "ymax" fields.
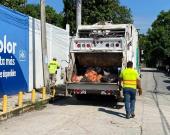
[
  {"xmin": 45, "ymin": 5, "xmax": 63, "ymax": 27},
  {"xmin": 63, "ymin": 0, "xmax": 133, "ymax": 35},
  {"xmin": 23, "ymin": 4, "xmax": 63, "ymax": 27},
  {"xmin": 0, "ymin": 0, "xmax": 27, "ymax": 10},
  {"xmin": 63, "ymin": 0, "xmax": 76, "ymax": 34},
  {"xmin": 34, "ymin": 101, "xmax": 46, "ymax": 110},
  {"xmin": 24, "ymin": 4, "xmax": 40, "ymax": 19},
  {"xmin": 140, "ymin": 10, "xmax": 170, "ymax": 67},
  {"xmin": 139, "ymin": 34, "xmax": 150, "ymax": 65},
  {"xmin": 0, "ymin": 1, "xmax": 63, "ymax": 28}
]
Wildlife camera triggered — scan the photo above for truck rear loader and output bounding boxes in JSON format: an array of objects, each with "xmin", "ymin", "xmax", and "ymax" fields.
[{"xmin": 65, "ymin": 22, "xmax": 140, "ymax": 100}]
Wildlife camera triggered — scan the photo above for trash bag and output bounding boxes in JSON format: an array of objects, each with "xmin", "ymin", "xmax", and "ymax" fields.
[
  {"xmin": 94, "ymin": 67, "xmax": 103, "ymax": 74},
  {"xmin": 101, "ymin": 74, "xmax": 118, "ymax": 83},
  {"xmin": 80, "ymin": 76, "xmax": 90, "ymax": 82},
  {"xmin": 85, "ymin": 68, "xmax": 98, "ymax": 82},
  {"xmin": 71, "ymin": 73, "xmax": 83, "ymax": 82}
]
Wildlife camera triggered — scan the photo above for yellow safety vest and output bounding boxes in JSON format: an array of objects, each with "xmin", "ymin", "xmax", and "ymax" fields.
[
  {"xmin": 119, "ymin": 68, "xmax": 139, "ymax": 89},
  {"xmin": 48, "ymin": 60, "xmax": 60, "ymax": 74}
]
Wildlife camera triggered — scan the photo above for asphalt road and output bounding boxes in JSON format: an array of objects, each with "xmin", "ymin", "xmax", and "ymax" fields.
[
  {"xmin": 0, "ymin": 68, "xmax": 170, "ymax": 135},
  {"xmin": 141, "ymin": 68, "xmax": 170, "ymax": 135}
]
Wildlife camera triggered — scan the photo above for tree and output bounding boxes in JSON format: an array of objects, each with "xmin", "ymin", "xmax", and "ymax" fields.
[
  {"xmin": 45, "ymin": 5, "xmax": 63, "ymax": 27},
  {"xmin": 63, "ymin": 0, "xmax": 133, "ymax": 35},
  {"xmin": 0, "ymin": 0, "xmax": 27, "ymax": 10},
  {"xmin": 23, "ymin": 4, "xmax": 63, "ymax": 27},
  {"xmin": 139, "ymin": 34, "xmax": 150, "ymax": 65},
  {"xmin": 140, "ymin": 10, "xmax": 170, "ymax": 67},
  {"xmin": 23, "ymin": 4, "xmax": 40, "ymax": 19},
  {"xmin": 152, "ymin": 11, "xmax": 170, "ymax": 58},
  {"xmin": 0, "ymin": 1, "xmax": 63, "ymax": 28}
]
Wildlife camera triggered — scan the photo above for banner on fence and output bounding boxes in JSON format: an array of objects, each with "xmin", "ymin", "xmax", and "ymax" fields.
[{"xmin": 0, "ymin": 6, "xmax": 29, "ymax": 96}]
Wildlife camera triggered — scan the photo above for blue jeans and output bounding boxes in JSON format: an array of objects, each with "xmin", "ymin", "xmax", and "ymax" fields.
[{"xmin": 123, "ymin": 88, "xmax": 136, "ymax": 115}]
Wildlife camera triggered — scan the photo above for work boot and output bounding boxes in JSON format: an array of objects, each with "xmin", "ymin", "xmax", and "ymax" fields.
[
  {"xmin": 126, "ymin": 114, "xmax": 130, "ymax": 119},
  {"xmin": 131, "ymin": 113, "xmax": 135, "ymax": 118}
]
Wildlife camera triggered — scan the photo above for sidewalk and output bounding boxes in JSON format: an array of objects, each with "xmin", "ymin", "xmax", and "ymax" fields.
[
  {"xmin": 0, "ymin": 91, "xmax": 52, "ymax": 120},
  {"xmin": 0, "ymin": 92, "xmax": 40, "ymax": 110}
]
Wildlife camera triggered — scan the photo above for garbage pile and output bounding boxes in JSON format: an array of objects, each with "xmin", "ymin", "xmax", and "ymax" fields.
[{"xmin": 71, "ymin": 67, "xmax": 118, "ymax": 83}]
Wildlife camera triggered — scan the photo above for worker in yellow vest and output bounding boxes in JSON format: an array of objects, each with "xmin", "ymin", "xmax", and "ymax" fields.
[
  {"xmin": 48, "ymin": 58, "xmax": 60, "ymax": 85},
  {"xmin": 119, "ymin": 61, "xmax": 142, "ymax": 119}
]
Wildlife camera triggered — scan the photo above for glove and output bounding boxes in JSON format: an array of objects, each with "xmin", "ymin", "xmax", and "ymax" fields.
[{"xmin": 138, "ymin": 88, "xmax": 142, "ymax": 96}]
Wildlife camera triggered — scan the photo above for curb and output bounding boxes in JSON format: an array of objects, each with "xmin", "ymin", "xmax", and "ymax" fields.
[{"xmin": 0, "ymin": 97, "xmax": 51, "ymax": 122}]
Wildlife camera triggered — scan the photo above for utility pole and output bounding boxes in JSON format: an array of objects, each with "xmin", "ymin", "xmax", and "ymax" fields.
[
  {"xmin": 76, "ymin": 0, "xmax": 82, "ymax": 28},
  {"xmin": 40, "ymin": 0, "xmax": 48, "ymax": 87}
]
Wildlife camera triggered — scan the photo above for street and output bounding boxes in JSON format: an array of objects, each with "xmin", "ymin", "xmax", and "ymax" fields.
[
  {"xmin": 142, "ymin": 68, "xmax": 170, "ymax": 135},
  {"xmin": 0, "ymin": 68, "xmax": 170, "ymax": 135}
]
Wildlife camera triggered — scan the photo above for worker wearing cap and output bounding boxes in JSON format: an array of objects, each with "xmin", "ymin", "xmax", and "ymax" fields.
[
  {"xmin": 48, "ymin": 58, "xmax": 60, "ymax": 85},
  {"xmin": 119, "ymin": 61, "xmax": 142, "ymax": 119}
]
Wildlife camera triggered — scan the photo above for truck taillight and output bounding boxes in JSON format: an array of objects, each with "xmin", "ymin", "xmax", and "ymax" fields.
[
  {"xmin": 74, "ymin": 89, "xmax": 81, "ymax": 94},
  {"xmin": 86, "ymin": 44, "xmax": 91, "ymax": 48},
  {"xmin": 106, "ymin": 43, "xmax": 109, "ymax": 47},
  {"xmin": 77, "ymin": 44, "xmax": 81, "ymax": 48},
  {"xmin": 115, "ymin": 43, "xmax": 120, "ymax": 47}
]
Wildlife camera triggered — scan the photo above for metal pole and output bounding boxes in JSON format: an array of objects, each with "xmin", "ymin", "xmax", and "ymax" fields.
[
  {"xmin": 76, "ymin": 0, "xmax": 82, "ymax": 28},
  {"xmin": 18, "ymin": 91, "xmax": 23, "ymax": 107},
  {"xmin": 31, "ymin": 89, "xmax": 36, "ymax": 103},
  {"xmin": 2, "ymin": 95, "xmax": 8, "ymax": 113},
  {"xmin": 40, "ymin": 0, "xmax": 48, "ymax": 86}
]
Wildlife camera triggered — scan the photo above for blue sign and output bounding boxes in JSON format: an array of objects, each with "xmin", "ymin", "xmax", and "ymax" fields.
[{"xmin": 0, "ymin": 5, "xmax": 29, "ymax": 97}]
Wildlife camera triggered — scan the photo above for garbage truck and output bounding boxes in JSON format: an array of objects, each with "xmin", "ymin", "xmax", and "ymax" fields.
[{"xmin": 65, "ymin": 22, "xmax": 140, "ymax": 100}]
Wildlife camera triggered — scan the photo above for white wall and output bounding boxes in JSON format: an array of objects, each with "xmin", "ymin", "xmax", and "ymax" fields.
[
  {"xmin": 125, "ymin": 25, "xmax": 138, "ymax": 69},
  {"xmin": 132, "ymin": 25, "xmax": 138, "ymax": 69},
  {"xmin": 29, "ymin": 17, "xmax": 69, "ymax": 91}
]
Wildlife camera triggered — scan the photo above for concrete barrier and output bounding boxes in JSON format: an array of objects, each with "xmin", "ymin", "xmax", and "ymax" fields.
[{"xmin": 0, "ymin": 88, "xmax": 55, "ymax": 122}]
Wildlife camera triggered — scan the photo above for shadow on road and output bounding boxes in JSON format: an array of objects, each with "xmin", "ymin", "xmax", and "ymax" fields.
[
  {"xmin": 98, "ymin": 108, "xmax": 126, "ymax": 118},
  {"xmin": 165, "ymin": 74, "xmax": 170, "ymax": 77},
  {"xmin": 167, "ymin": 86, "xmax": 170, "ymax": 91},
  {"xmin": 163, "ymin": 80, "xmax": 170, "ymax": 91},
  {"xmin": 163, "ymin": 80, "xmax": 170, "ymax": 83},
  {"xmin": 141, "ymin": 69, "xmax": 159, "ymax": 73},
  {"xmin": 50, "ymin": 95, "xmax": 124, "ymax": 109}
]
